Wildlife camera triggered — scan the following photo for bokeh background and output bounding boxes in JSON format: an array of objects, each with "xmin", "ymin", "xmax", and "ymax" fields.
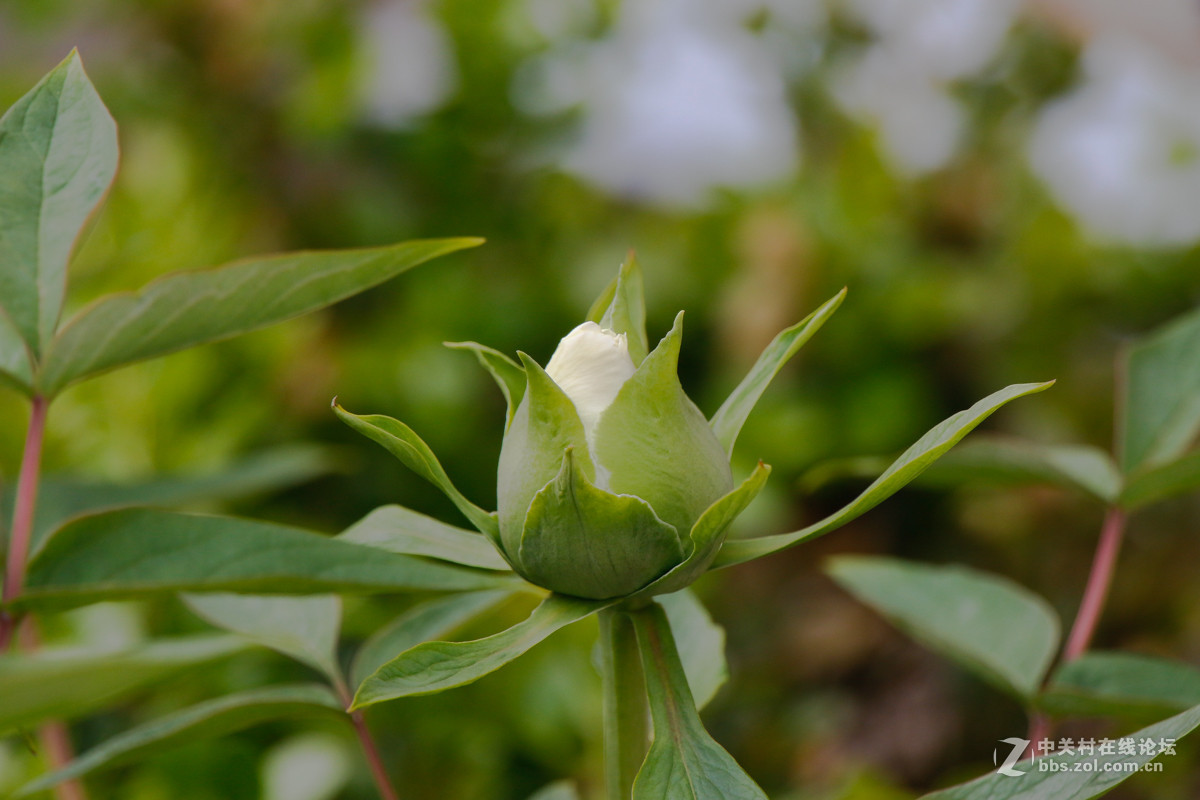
[{"xmin": 2, "ymin": 0, "xmax": 1200, "ymax": 797}]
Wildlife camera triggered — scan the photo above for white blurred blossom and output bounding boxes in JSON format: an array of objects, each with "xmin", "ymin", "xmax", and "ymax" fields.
[
  {"xmin": 832, "ymin": 44, "xmax": 963, "ymax": 174},
  {"xmin": 358, "ymin": 0, "xmax": 457, "ymax": 128},
  {"xmin": 846, "ymin": 0, "xmax": 1020, "ymax": 80},
  {"xmin": 262, "ymin": 734, "xmax": 352, "ymax": 800},
  {"xmin": 834, "ymin": 0, "xmax": 1020, "ymax": 174},
  {"xmin": 1035, "ymin": 0, "xmax": 1200, "ymax": 70},
  {"xmin": 1030, "ymin": 36, "xmax": 1200, "ymax": 246},
  {"xmin": 514, "ymin": 0, "xmax": 810, "ymax": 207}
]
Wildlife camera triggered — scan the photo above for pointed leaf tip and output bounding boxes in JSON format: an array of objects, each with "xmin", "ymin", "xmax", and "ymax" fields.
[
  {"xmin": 0, "ymin": 48, "xmax": 118, "ymax": 357},
  {"xmin": 334, "ymin": 404, "xmax": 500, "ymax": 540},
  {"xmin": 710, "ymin": 289, "xmax": 846, "ymax": 457},
  {"xmin": 39, "ymin": 239, "xmax": 475, "ymax": 395}
]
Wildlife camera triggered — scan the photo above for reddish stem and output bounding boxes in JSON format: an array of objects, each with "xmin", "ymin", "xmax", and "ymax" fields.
[
  {"xmin": 1063, "ymin": 508, "xmax": 1126, "ymax": 662},
  {"xmin": 1025, "ymin": 506, "xmax": 1128, "ymax": 756},
  {"xmin": 1, "ymin": 395, "xmax": 49, "ymax": 652},
  {"xmin": 1025, "ymin": 713, "xmax": 1050, "ymax": 760},
  {"xmin": 40, "ymin": 721, "xmax": 88, "ymax": 800},
  {"xmin": 20, "ymin": 617, "xmax": 89, "ymax": 799},
  {"xmin": 336, "ymin": 681, "xmax": 400, "ymax": 800}
]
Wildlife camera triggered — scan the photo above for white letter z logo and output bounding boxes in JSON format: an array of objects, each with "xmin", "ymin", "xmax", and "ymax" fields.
[{"xmin": 994, "ymin": 737, "xmax": 1029, "ymax": 777}]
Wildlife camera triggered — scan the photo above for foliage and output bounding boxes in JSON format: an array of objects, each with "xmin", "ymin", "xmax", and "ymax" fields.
[{"xmin": 2, "ymin": 5, "xmax": 1200, "ymax": 799}]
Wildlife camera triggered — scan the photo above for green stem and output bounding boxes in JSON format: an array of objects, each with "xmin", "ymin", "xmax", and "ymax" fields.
[{"xmin": 598, "ymin": 608, "xmax": 648, "ymax": 800}]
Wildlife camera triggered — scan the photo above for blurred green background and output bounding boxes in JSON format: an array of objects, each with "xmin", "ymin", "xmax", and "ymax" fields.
[{"xmin": 2, "ymin": 0, "xmax": 1200, "ymax": 798}]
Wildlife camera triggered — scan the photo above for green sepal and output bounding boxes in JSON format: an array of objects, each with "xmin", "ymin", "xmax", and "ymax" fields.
[
  {"xmin": 333, "ymin": 403, "xmax": 500, "ymax": 542},
  {"xmin": 631, "ymin": 462, "xmax": 770, "ymax": 600},
  {"xmin": 587, "ymin": 253, "xmax": 649, "ymax": 365},
  {"xmin": 594, "ymin": 312, "xmax": 734, "ymax": 537},
  {"xmin": 630, "ymin": 603, "xmax": 767, "ymax": 800},
  {"xmin": 446, "ymin": 340, "xmax": 526, "ymax": 430},
  {"xmin": 518, "ymin": 448, "xmax": 684, "ymax": 599},
  {"xmin": 710, "ymin": 288, "xmax": 846, "ymax": 457},
  {"xmin": 497, "ymin": 353, "xmax": 594, "ymax": 560}
]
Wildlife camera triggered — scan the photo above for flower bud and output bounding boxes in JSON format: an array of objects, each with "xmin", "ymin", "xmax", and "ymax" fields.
[{"xmin": 495, "ymin": 311, "xmax": 734, "ymax": 599}]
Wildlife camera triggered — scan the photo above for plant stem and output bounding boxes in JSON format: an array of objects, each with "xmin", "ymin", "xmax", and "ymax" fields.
[
  {"xmin": 598, "ymin": 608, "xmax": 648, "ymax": 800},
  {"xmin": 1, "ymin": 395, "xmax": 49, "ymax": 652},
  {"xmin": 1063, "ymin": 507, "xmax": 1126, "ymax": 662},
  {"xmin": 335, "ymin": 680, "xmax": 400, "ymax": 800},
  {"xmin": 19, "ymin": 616, "xmax": 89, "ymax": 799},
  {"xmin": 1025, "ymin": 713, "xmax": 1050, "ymax": 760},
  {"xmin": 1025, "ymin": 506, "xmax": 1128, "ymax": 757},
  {"xmin": 40, "ymin": 721, "xmax": 88, "ymax": 800}
]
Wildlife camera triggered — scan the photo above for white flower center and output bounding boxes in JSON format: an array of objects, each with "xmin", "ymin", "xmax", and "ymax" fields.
[{"xmin": 546, "ymin": 322, "xmax": 636, "ymax": 483}]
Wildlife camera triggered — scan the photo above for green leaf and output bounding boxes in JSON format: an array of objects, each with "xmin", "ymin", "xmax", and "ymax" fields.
[
  {"xmin": 709, "ymin": 289, "xmax": 846, "ymax": 457},
  {"xmin": 594, "ymin": 312, "xmax": 734, "ymax": 538},
  {"xmin": 715, "ymin": 382, "xmax": 1055, "ymax": 567},
  {"xmin": 633, "ymin": 462, "xmax": 770, "ymax": 600},
  {"xmin": 1040, "ymin": 651, "xmax": 1200, "ymax": 718},
  {"xmin": 352, "ymin": 594, "xmax": 611, "ymax": 708},
  {"xmin": 16, "ymin": 445, "xmax": 333, "ymax": 555},
  {"xmin": 658, "ymin": 589, "xmax": 728, "ymax": 710},
  {"xmin": 630, "ymin": 602, "xmax": 767, "ymax": 800},
  {"xmin": 497, "ymin": 353, "xmax": 594, "ymax": 560},
  {"xmin": 0, "ymin": 634, "xmax": 247, "ymax": 733},
  {"xmin": 801, "ymin": 444, "xmax": 1126, "ymax": 509},
  {"xmin": 586, "ymin": 253, "xmax": 650, "ymax": 365},
  {"xmin": 38, "ymin": 238, "xmax": 482, "ymax": 395},
  {"xmin": 183, "ymin": 594, "xmax": 342, "ymax": 681},
  {"xmin": 1121, "ymin": 306, "xmax": 1200, "ymax": 474},
  {"xmin": 922, "ymin": 702, "xmax": 1200, "ymax": 800},
  {"xmin": 801, "ymin": 439, "xmax": 1120, "ymax": 503},
  {"xmin": 19, "ymin": 508, "xmax": 515, "ymax": 610},
  {"xmin": 519, "ymin": 448, "xmax": 684, "ymax": 599},
  {"xmin": 16, "ymin": 684, "xmax": 343, "ymax": 797},
  {"xmin": 338, "ymin": 505, "xmax": 510, "ymax": 571},
  {"xmin": 1119, "ymin": 449, "xmax": 1200, "ymax": 510},
  {"xmin": 351, "ymin": 589, "xmax": 515, "ymax": 687},
  {"xmin": 445, "ymin": 340, "xmax": 526, "ymax": 429},
  {"xmin": 827, "ymin": 557, "xmax": 1059, "ymax": 699},
  {"xmin": 0, "ymin": 308, "xmax": 33, "ymax": 394},
  {"xmin": 333, "ymin": 403, "xmax": 500, "ymax": 542},
  {"xmin": 0, "ymin": 51, "xmax": 118, "ymax": 356}
]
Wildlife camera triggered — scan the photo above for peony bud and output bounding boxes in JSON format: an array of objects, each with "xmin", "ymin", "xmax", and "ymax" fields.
[{"xmin": 494, "ymin": 287, "xmax": 735, "ymax": 599}]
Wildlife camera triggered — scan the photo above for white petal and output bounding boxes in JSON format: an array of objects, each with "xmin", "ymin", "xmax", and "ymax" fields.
[{"xmin": 546, "ymin": 322, "xmax": 636, "ymax": 451}]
